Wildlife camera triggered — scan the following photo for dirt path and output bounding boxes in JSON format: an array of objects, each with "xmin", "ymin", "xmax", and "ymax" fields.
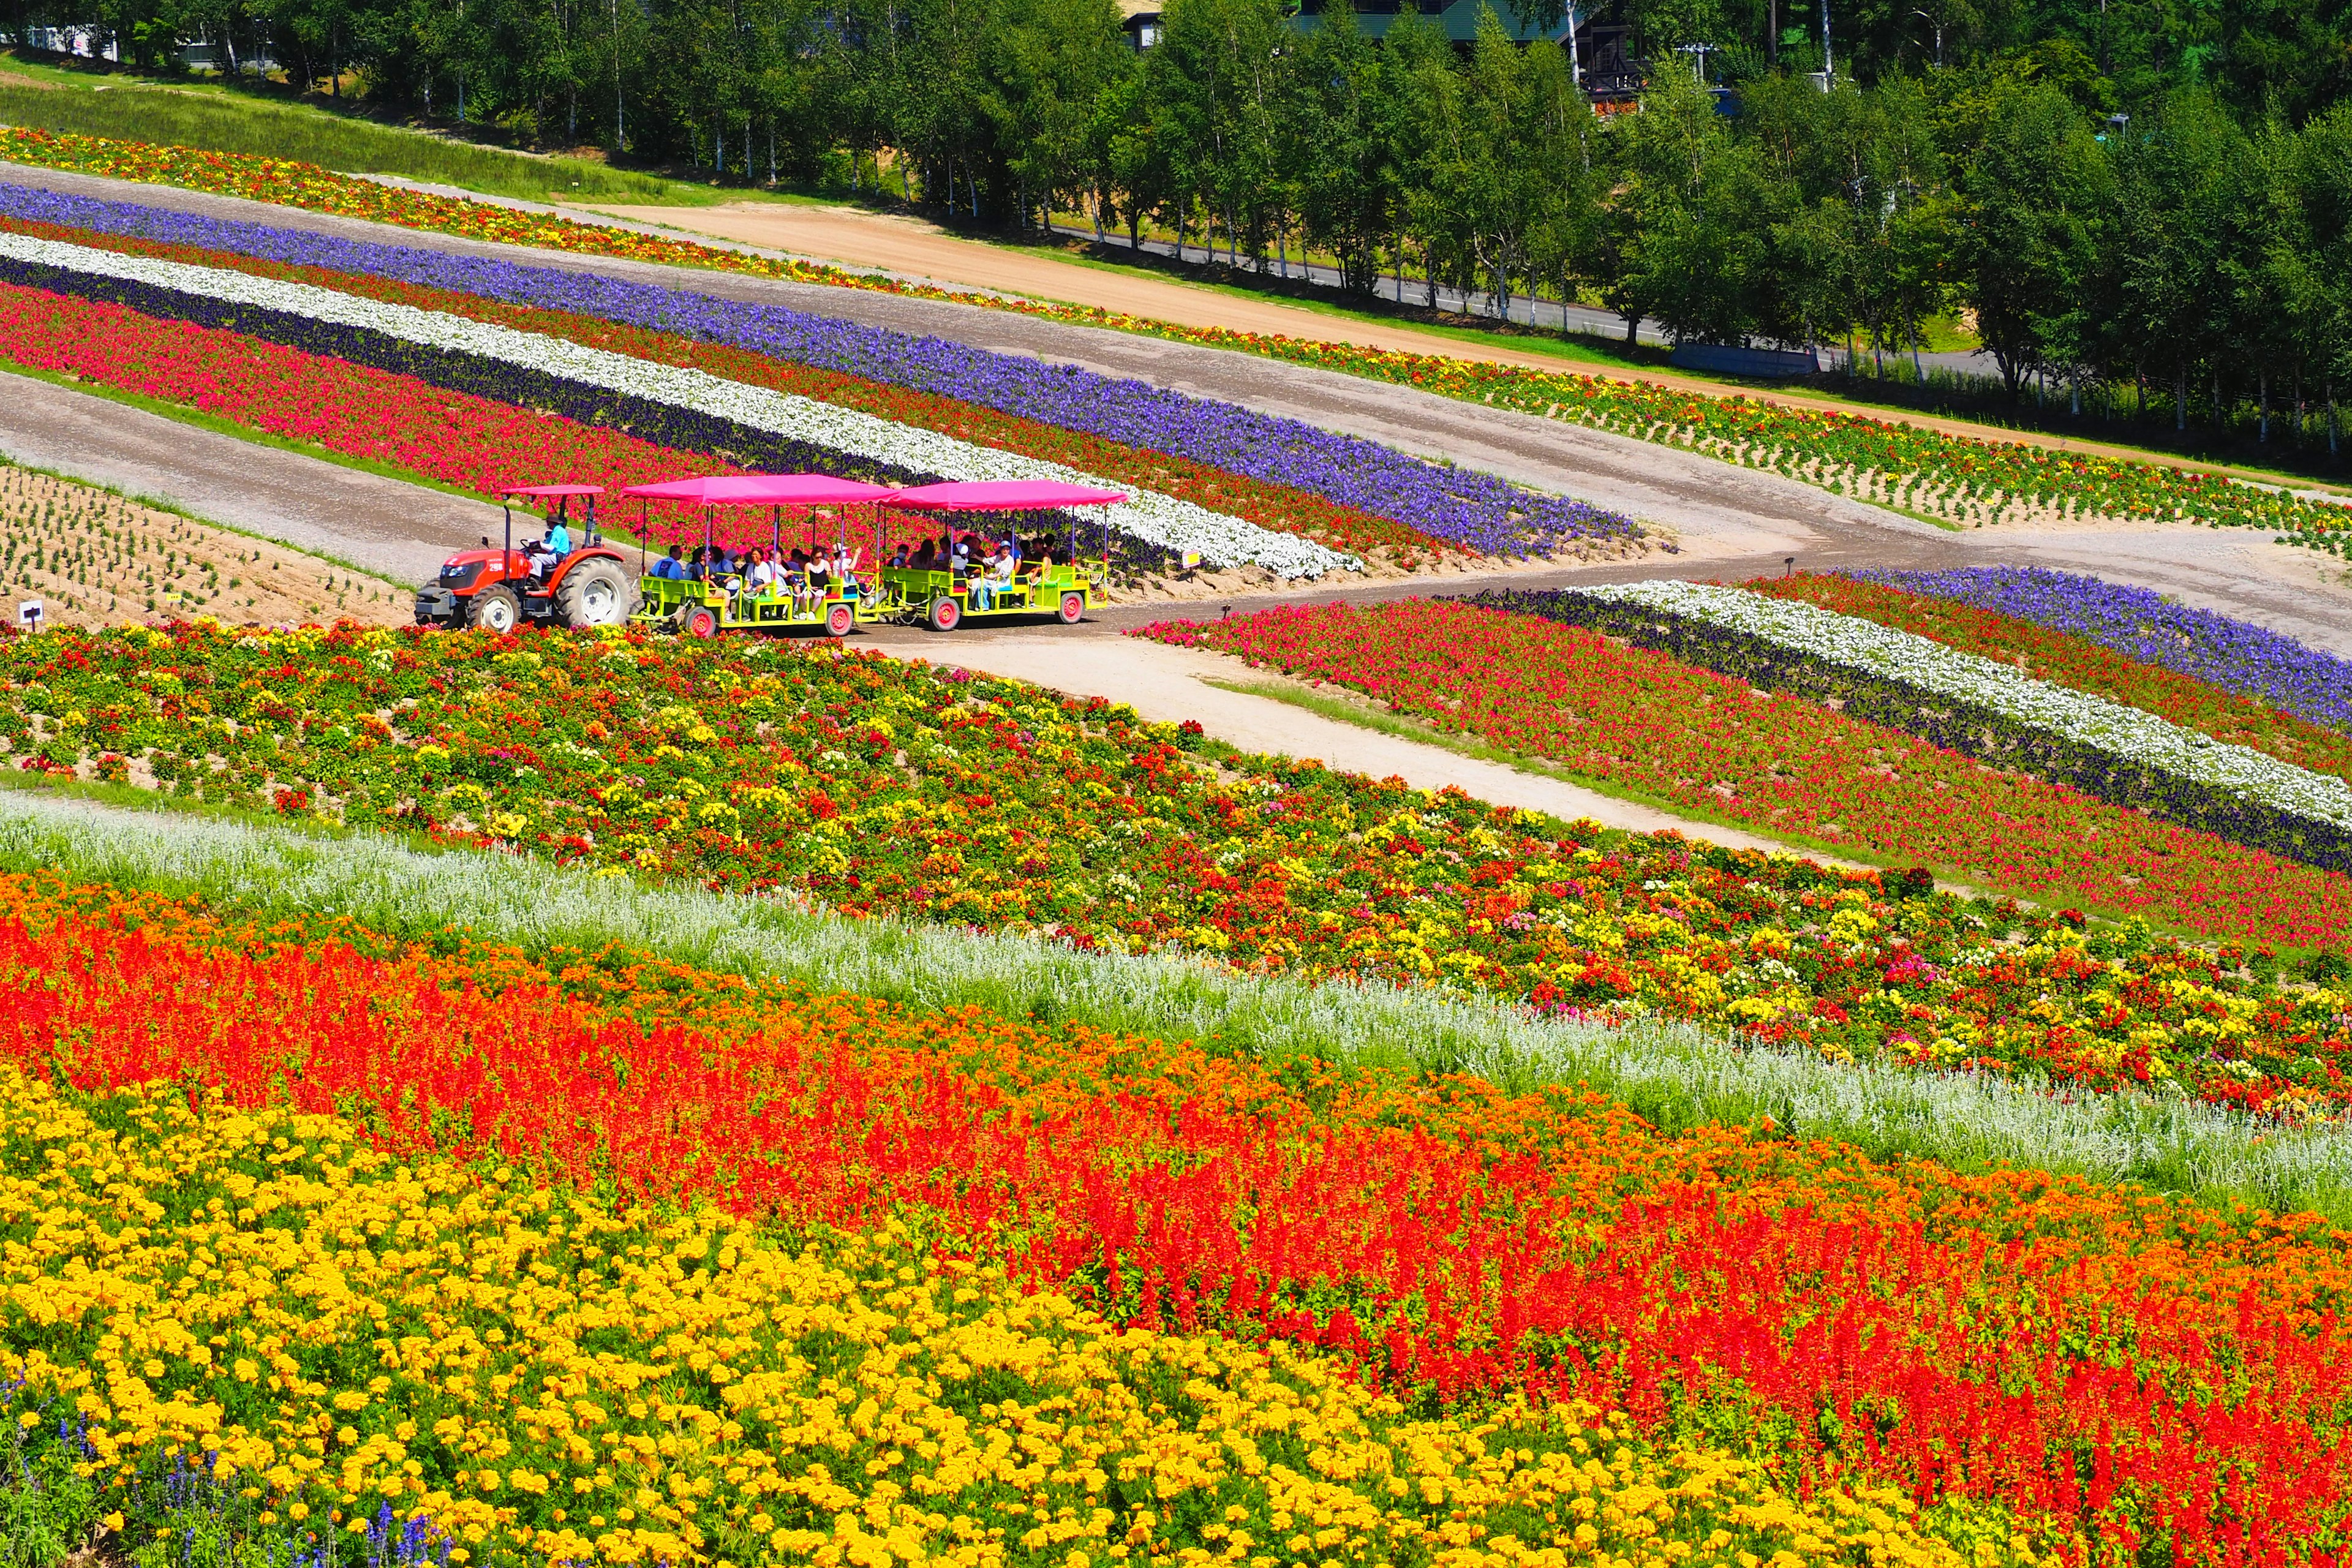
[
  {"xmin": 582, "ymin": 199, "xmax": 2351, "ymax": 493},
  {"xmin": 862, "ymin": 630, "xmax": 1831, "ymax": 856},
  {"xmin": 0, "ymin": 369, "xmax": 504, "ymax": 585}
]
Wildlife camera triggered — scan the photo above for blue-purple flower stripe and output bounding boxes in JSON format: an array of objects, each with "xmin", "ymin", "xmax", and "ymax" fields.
[{"xmin": 1855, "ymin": 567, "xmax": 2352, "ymax": 736}]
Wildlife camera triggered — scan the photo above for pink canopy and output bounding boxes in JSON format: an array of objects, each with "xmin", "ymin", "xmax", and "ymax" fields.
[
  {"xmin": 883, "ymin": 480, "xmax": 1127, "ymax": 512},
  {"xmin": 620, "ymin": 475, "xmax": 897, "ymax": 506},
  {"xmin": 502, "ymin": 483, "xmax": 605, "ymax": 499}
]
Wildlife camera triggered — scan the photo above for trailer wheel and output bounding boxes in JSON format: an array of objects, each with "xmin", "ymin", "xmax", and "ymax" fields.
[
  {"xmin": 682, "ymin": 604, "xmax": 720, "ymax": 639},
  {"xmin": 466, "ymin": 586, "xmax": 521, "ymax": 634},
  {"xmin": 927, "ymin": 596, "xmax": 961, "ymax": 633},
  {"xmin": 826, "ymin": 602, "xmax": 856, "ymax": 638},
  {"xmin": 1057, "ymin": 591, "xmax": 1085, "ymax": 625},
  {"xmin": 556, "ymin": 557, "xmax": 636, "ymax": 628}
]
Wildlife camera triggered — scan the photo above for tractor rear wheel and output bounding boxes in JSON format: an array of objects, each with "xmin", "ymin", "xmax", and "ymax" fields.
[
  {"xmin": 927, "ymin": 595, "xmax": 960, "ymax": 633},
  {"xmin": 682, "ymin": 604, "xmax": 720, "ymax": 639},
  {"xmin": 556, "ymin": 557, "xmax": 636, "ymax": 628},
  {"xmin": 466, "ymin": 586, "xmax": 521, "ymax": 635},
  {"xmin": 1057, "ymin": 590, "xmax": 1085, "ymax": 625},
  {"xmin": 826, "ymin": 602, "xmax": 856, "ymax": 638}
]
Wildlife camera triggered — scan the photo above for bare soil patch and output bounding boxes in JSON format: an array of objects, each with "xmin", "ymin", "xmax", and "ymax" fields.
[{"xmin": 0, "ymin": 464, "xmax": 408, "ymax": 627}]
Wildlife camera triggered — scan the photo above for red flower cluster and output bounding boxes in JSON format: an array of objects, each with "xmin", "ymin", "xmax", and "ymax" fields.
[{"xmin": 1136, "ymin": 598, "xmax": 2352, "ymax": 952}]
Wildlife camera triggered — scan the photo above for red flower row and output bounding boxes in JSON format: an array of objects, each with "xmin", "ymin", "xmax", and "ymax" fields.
[{"xmin": 1136, "ymin": 598, "xmax": 2352, "ymax": 953}]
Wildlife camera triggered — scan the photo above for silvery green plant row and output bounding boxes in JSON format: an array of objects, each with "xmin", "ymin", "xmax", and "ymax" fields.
[
  {"xmin": 1487, "ymin": 580, "xmax": 2352, "ymax": 873},
  {"xmin": 0, "ymin": 230, "xmax": 1357, "ymax": 579},
  {"xmin": 5, "ymin": 786, "xmax": 2348, "ymax": 1221}
]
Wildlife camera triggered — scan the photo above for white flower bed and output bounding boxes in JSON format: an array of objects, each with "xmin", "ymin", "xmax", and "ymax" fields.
[
  {"xmin": 1583, "ymin": 579, "xmax": 2352, "ymax": 832},
  {"xmin": 6, "ymin": 232, "xmax": 1357, "ymax": 579}
]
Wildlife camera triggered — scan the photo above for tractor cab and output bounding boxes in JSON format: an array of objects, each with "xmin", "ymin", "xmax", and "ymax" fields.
[{"xmin": 415, "ymin": 484, "xmax": 640, "ymax": 632}]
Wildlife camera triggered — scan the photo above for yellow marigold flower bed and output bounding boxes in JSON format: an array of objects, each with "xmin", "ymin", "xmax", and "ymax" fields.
[{"xmin": 0, "ymin": 1066, "xmax": 2047, "ymax": 1568}]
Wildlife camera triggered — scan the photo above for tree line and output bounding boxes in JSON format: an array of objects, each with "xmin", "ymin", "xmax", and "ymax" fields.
[{"xmin": 12, "ymin": 0, "xmax": 2352, "ymax": 451}]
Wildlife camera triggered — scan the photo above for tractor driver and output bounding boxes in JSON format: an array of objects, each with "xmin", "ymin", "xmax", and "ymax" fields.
[{"xmin": 527, "ymin": 509, "xmax": 573, "ymax": 581}]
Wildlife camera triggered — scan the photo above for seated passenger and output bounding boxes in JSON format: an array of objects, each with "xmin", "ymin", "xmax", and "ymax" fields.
[
  {"xmin": 650, "ymin": 544, "xmax": 687, "ymax": 580},
  {"xmin": 973, "ymin": 546, "xmax": 1016, "ymax": 610},
  {"xmin": 804, "ymin": 549, "xmax": 831, "ymax": 609},
  {"xmin": 887, "ymin": 542, "xmax": 910, "ymax": 570},
  {"xmin": 745, "ymin": 548, "xmax": 780, "ymax": 597}
]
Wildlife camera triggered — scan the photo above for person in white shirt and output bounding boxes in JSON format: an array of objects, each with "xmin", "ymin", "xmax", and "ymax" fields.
[{"xmin": 744, "ymin": 548, "xmax": 780, "ymax": 597}]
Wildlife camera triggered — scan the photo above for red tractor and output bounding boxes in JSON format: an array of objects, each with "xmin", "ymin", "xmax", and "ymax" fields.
[{"xmin": 413, "ymin": 485, "xmax": 639, "ymax": 632}]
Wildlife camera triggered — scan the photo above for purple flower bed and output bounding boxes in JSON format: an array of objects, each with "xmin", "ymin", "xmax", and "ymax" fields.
[
  {"xmin": 0, "ymin": 183, "xmax": 1638, "ymax": 556},
  {"xmin": 1856, "ymin": 567, "xmax": 2352, "ymax": 734}
]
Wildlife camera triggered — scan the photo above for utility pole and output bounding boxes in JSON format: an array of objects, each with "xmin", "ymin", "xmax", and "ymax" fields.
[{"xmin": 1820, "ymin": 0, "xmax": 1833, "ymax": 78}]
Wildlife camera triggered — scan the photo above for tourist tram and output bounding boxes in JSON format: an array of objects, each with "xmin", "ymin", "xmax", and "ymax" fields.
[
  {"xmin": 867, "ymin": 479, "xmax": 1118, "ymax": 631},
  {"xmin": 418, "ymin": 470, "xmax": 1125, "ymax": 638}
]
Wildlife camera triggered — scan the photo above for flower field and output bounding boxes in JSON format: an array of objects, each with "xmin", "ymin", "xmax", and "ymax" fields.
[
  {"xmin": 1487, "ymin": 581, "xmax": 2352, "ymax": 874},
  {"xmin": 0, "ymin": 184, "xmax": 1637, "ymax": 562},
  {"xmin": 20, "ymin": 121, "xmax": 2352, "ymax": 1568},
  {"xmin": 0, "ymin": 228, "xmax": 1360, "ymax": 578},
  {"xmin": 8, "ymin": 619, "xmax": 2351, "ymax": 1112},
  {"xmin": 0, "ymin": 270, "xmax": 1350, "ymax": 568},
  {"xmin": 4, "ymin": 126, "xmax": 2344, "ymax": 552},
  {"xmin": 1844, "ymin": 567, "xmax": 2352, "ymax": 734},
  {"xmin": 6, "ymin": 1069, "xmax": 1999, "ymax": 1568},
  {"xmin": 0, "ymin": 279, "xmax": 767, "ymax": 535},
  {"xmin": 1743, "ymin": 574, "xmax": 2352, "ymax": 775},
  {"xmin": 1137, "ymin": 598, "xmax": 2352, "ymax": 947},
  {"xmin": 8, "ymin": 868, "xmax": 2352, "ymax": 1562}
]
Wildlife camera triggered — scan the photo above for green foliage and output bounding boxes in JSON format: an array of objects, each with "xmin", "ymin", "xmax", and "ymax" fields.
[{"xmin": 12, "ymin": 0, "xmax": 2352, "ymax": 461}]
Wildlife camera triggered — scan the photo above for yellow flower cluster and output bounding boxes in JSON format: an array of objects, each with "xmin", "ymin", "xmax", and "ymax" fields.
[{"xmin": 0, "ymin": 1068, "xmax": 2052, "ymax": 1568}]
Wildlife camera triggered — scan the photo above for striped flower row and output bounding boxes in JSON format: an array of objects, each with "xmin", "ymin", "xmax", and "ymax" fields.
[
  {"xmin": 0, "ymin": 230, "xmax": 1357, "ymax": 579},
  {"xmin": 1489, "ymin": 579, "xmax": 2352, "ymax": 872},
  {"xmin": 0, "ymin": 181, "xmax": 1637, "ymax": 559}
]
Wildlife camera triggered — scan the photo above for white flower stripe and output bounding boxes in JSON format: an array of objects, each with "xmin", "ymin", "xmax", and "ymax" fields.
[
  {"xmin": 2, "ymin": 231, "xmax": 1357, "ymax": 579},
  {"xmin": 1581, "ymin": 579, "xmax": 2352, "ymax": 833}
]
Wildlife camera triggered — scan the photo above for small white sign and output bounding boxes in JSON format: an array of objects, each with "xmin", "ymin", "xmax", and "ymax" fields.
[{"xmin": 16, "ymin": 600, "xmax": 41, "ymax": 631}]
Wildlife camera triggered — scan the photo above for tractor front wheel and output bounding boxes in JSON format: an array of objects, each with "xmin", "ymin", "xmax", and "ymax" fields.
[
  {"xmin": 466, "ymin": 585, "xmax": 522, "ymax": 635},
  {"xmin": 682, "ymin": 604, "xmax": 720, "ymax": 639},
  {"xmin": 927, "ymin": 596, "xmax": 961, "ymax": 633},
  {"xmin": 556, "ymin": 557, "xmax": 636, "ymax": 628},
  {"xmin": 826, "ymin": 602, "xmax": 856, "ymax": 638},
  {"xmin": 1057, "ymin": 591, "xmax": 1085, "ymax": 625}
]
